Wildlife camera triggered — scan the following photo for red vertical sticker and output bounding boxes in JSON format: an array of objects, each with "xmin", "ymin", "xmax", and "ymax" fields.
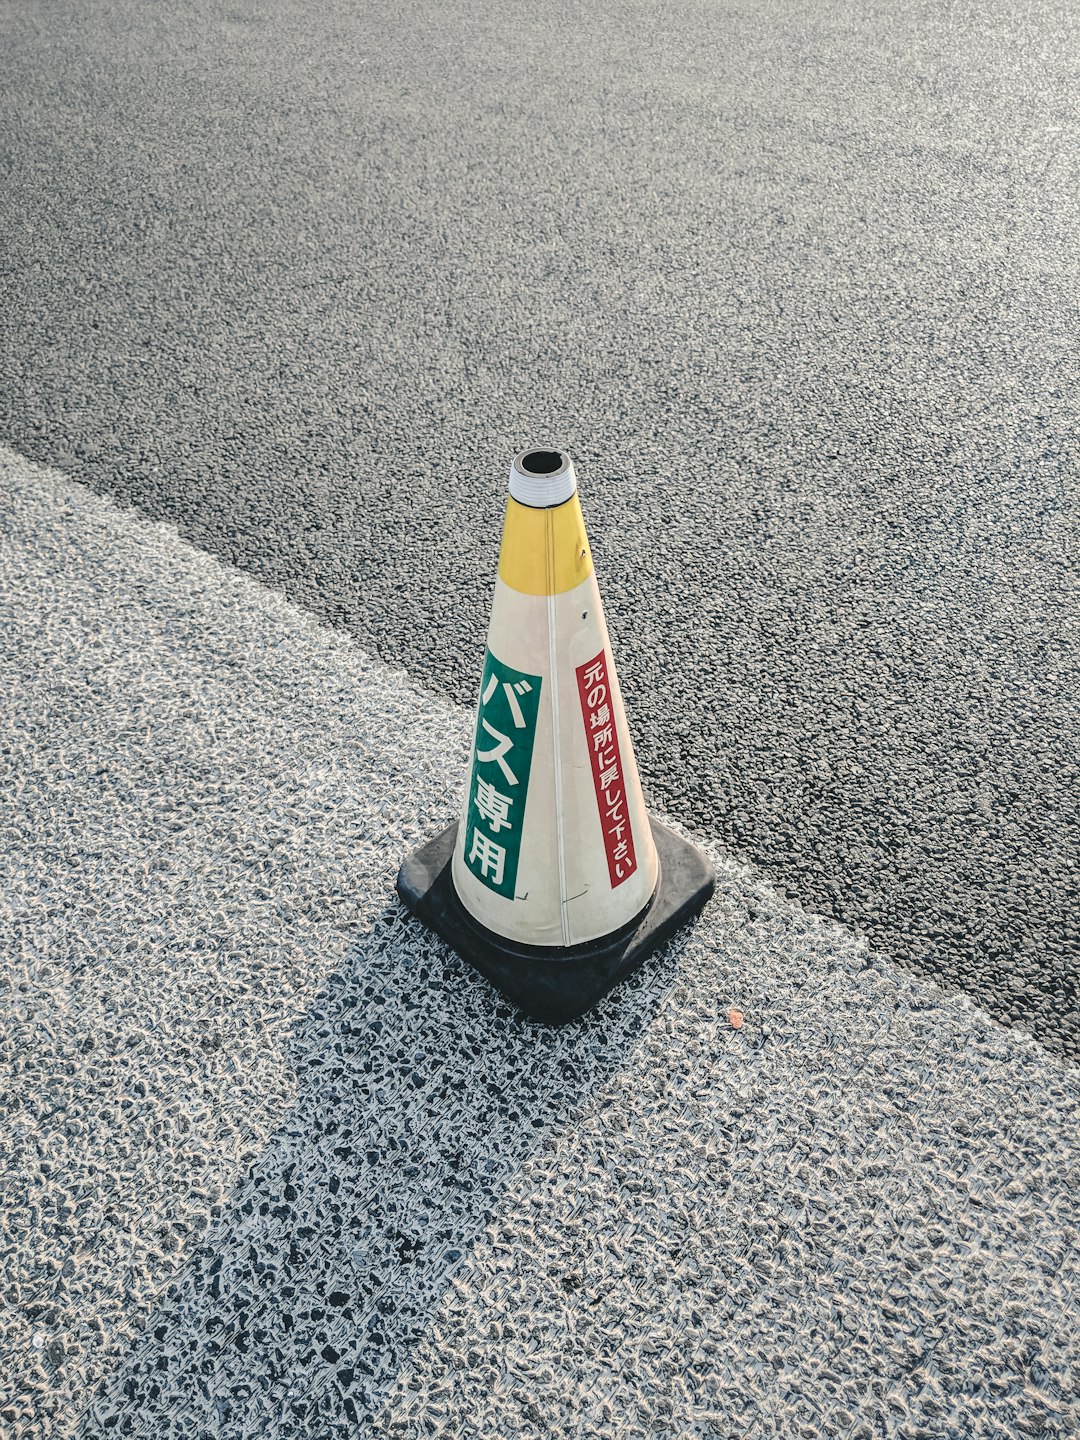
[{"xmin": 576, "ymin": 649, "xmax": 638, "ymax": 888}]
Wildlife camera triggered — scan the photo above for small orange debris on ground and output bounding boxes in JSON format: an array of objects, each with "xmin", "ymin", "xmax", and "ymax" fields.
[{"xmin": 727, "ymin": 1007, "xmax": 744, "ymax": 1029}]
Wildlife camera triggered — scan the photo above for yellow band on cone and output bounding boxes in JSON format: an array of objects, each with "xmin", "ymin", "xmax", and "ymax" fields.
[{"xmin": 497, "ymin": 495, "xmax": 594, "ymax": 596}]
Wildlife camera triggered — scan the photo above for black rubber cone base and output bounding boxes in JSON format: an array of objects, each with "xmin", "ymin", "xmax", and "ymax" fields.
[{"xmin": 395, "ymin": 818, "xmax": 715, "ymax": 1024}]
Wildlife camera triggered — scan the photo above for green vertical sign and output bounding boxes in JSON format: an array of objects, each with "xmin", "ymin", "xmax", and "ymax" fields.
[{"xmin": 463, "ymin": 650, "xmax": 543, "ymax": 899}]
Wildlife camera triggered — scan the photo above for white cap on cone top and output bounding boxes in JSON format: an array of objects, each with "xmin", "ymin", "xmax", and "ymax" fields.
[{"xmin": 509, "ymin": 448, "xmax": 578, "ymax": 508}]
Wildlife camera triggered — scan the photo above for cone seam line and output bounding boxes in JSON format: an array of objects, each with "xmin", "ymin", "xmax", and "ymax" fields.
[{"xmin": 547, "ymin": 549, "xmax": 571, "ymax": 948}]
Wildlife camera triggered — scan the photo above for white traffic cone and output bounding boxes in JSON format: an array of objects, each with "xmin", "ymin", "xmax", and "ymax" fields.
[
  {"xmin": 397, "ymin": 448, "xmax": 713, "ymax": 1022},
  {"xmin": 452, "ymin": 447, "xmax": 658, "ymax": 947}
]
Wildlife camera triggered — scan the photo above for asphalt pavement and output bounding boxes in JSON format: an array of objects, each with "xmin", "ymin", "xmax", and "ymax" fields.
[{"xmin": 2, "ymin": 0, "xmax": 1077, "ymax": 1057}]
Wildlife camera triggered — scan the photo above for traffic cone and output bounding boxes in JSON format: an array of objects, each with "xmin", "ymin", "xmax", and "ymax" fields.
[{"xmin": 396, "ymin": 447, "xmax": 714, "ymax": 1022}]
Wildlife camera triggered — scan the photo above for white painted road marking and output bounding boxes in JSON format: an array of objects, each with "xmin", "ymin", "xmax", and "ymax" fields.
[{"xmin": 1, "ymin": 448, "xmax": 1076, "ymax": 1439}]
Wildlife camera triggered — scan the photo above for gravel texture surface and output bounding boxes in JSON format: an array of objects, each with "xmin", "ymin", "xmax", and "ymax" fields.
[
  {"xmin": 1, "ymin": 0, "xmax": 1078, "ymax": 1061},
  {"xmin": 2, "ymin": 450, "xmax": 1078, "ymax": 1440}
]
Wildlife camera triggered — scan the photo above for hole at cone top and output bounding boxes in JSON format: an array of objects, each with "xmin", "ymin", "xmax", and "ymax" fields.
[{"xmin": 519, "ymin": 449, "xmax": 566, "ymax": 476}]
